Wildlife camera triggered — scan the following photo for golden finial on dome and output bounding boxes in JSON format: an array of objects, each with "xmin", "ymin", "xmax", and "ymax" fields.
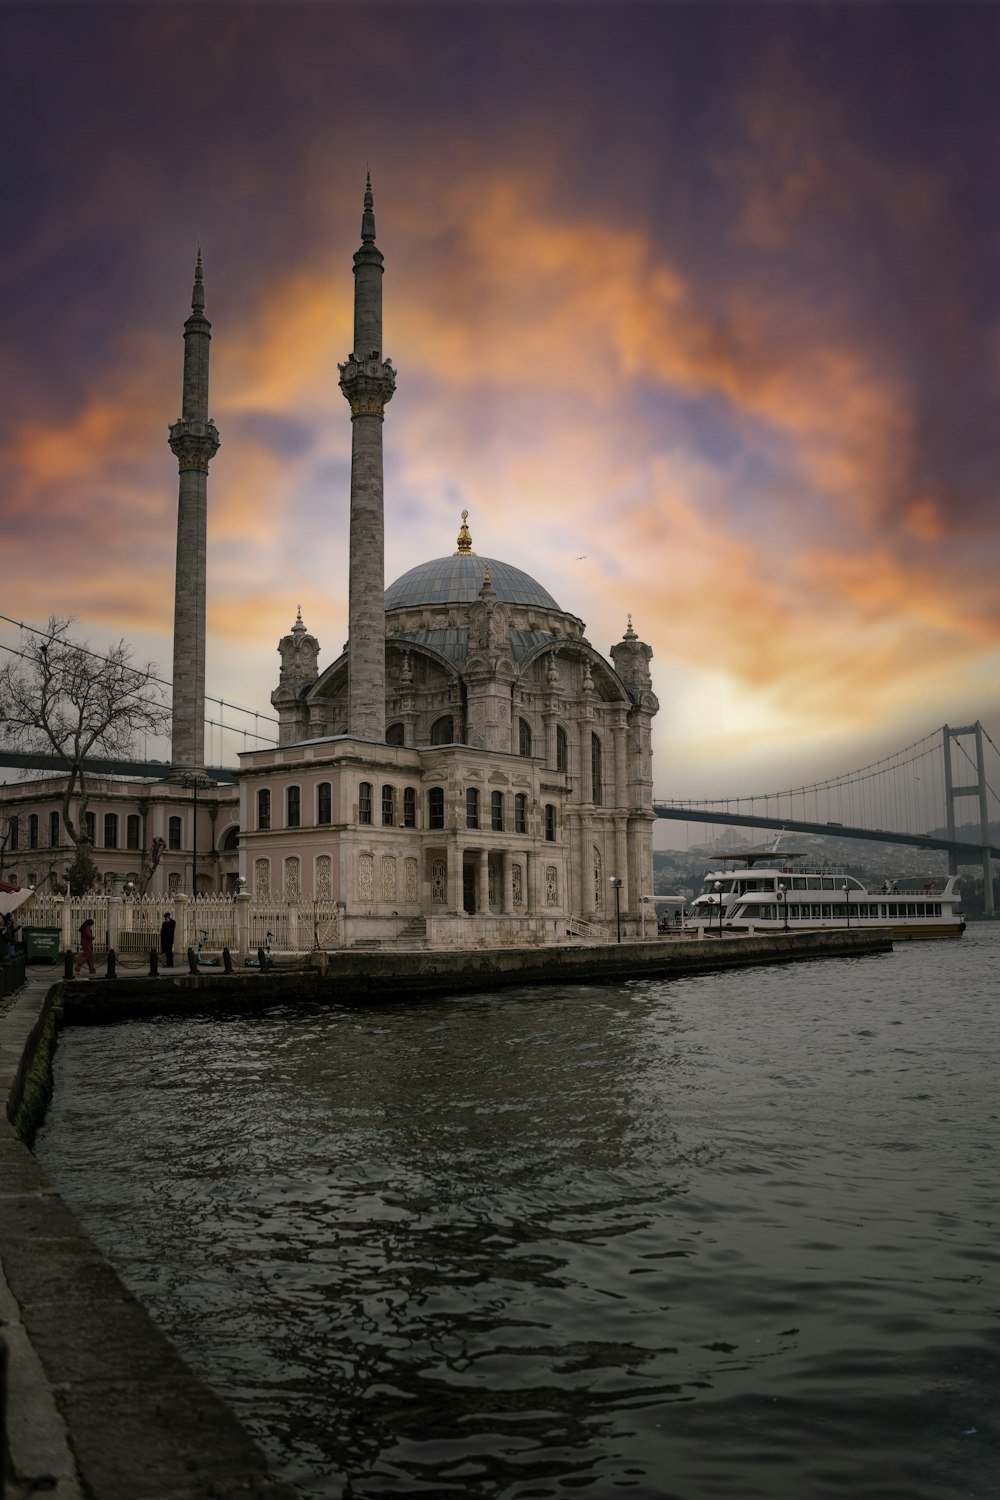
[{"xmin": 455, "ymin": 508, "xmax": 476, "ymax": 555}]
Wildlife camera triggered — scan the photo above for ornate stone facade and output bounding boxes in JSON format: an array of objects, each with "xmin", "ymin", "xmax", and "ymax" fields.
[{"xmin": 236, "ymin": 181, "xmax": 659, "ymax": 946}]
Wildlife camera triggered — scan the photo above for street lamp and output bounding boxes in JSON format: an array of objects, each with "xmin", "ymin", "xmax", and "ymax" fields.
[
  {"xmin": 714, "ymin": 880, "xmax": 724, "ymax": 936},
  {"xmin": 175, "ymin": 771, "xmax": 214, "ymax": 897},
  {"xmin": 778, "ymin": 881, "xmax": 789, "ymax": 932},
  {"xmin": 609, "ymin": 876, "xmax": 623, "ymax": 943},
  {"xmin": 843, "ymin": 883, "xmax": 850, "ymax": 928}
]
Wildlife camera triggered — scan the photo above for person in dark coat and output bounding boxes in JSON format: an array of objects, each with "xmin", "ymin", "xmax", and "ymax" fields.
[
  {"xmin": 74, "ymin": 918, "xmax": 96, "ymax": 976},
  {"xmin": 160, "ymin": 912, "xmax": 176, "ymax": 966}
]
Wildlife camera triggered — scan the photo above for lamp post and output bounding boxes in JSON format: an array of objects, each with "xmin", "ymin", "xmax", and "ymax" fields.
[
  {"xmin": 843, "ymin": 883, "xmax": 850, "ymax": 928},
  {"xmin": 714, "ymin": 880, "xmax": 724, "ymax": 936},
  {"xmin": 176, "ymin": 771, "xmax": 214, "ymax": 897},
  {"xmin": 778, "ymin": 881, "xmax": 789, "ymax": 932},
  {"xmin": 609, "ymin": 876, "xmax": 622, "ymax": 943}
]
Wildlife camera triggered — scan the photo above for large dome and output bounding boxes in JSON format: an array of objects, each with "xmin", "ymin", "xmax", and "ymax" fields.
[{"xmin": 385, "ymin": 554, "xmax": 561, "ymax": 611}]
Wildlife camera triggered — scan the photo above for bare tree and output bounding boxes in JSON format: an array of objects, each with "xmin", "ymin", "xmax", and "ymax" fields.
[{"xmin": 0, "ymin": 617, "xmax": 171, "ymax": 857}]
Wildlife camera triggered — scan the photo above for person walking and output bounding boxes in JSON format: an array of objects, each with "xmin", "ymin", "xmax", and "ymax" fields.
[
  {"xmin": 74, "ymin": 917, "xmax": 96, "ymax": 977},
  {"xmin": 160, "ymin": 911, "xmax": 176, "ymax": 967}
]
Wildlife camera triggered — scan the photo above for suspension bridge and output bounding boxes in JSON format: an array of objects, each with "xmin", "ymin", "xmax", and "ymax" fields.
[{"xmin": 656, "ymin": 722, "xmax": 1000, "ymax": 914}]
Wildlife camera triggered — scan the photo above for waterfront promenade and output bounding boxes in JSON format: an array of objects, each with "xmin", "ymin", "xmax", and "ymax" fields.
[{"xmin": 1, "ymin": 929, "xmax": 889, "ymax": 1498}]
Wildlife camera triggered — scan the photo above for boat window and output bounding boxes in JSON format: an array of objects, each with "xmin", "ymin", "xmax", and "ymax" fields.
[
  {"xmin": 792, "ymin": 877, "xmax": 806, "ymax": 889},
  {"xmin": 822, "ymin": 877, "xmax": 836, "ymax": 890},
  {"xmin": 807, "ymin": 877, "xmax": 821, "ymax": 890}
]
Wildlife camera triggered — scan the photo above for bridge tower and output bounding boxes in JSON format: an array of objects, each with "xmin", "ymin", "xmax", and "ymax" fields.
[{"xmin": 943, "ymin": 722, "xmax": 994, "ymax": 916}]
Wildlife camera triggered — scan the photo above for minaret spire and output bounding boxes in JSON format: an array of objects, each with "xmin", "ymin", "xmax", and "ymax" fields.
[
  {"xmin": 338, "ymin": 176, "xmax": 396, "ymax": 740},
  {"xmin": 168, "ymin": 249, "xmax": 220, "ymax": 771}
]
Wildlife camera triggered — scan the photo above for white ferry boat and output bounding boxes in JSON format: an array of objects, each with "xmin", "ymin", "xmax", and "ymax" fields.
[{"xmin": 686, "ymin": 842, "xmax": 965, "ymax": 941}]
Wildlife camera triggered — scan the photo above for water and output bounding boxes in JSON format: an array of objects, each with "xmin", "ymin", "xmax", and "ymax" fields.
[{"xmin": 35, "ymin": 929, "xmax": 1000, "ymax": 1498}]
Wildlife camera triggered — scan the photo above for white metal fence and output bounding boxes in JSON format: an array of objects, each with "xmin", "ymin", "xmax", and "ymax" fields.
[{"xmin": 16, "ymin": 892, "xmax": 339, "ymax": 958}]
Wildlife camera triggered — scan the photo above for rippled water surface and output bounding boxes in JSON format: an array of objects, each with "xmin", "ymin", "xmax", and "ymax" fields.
[{"xmin": 36, "ymin": 929, "xmax": 1000, "ymax": 1498}]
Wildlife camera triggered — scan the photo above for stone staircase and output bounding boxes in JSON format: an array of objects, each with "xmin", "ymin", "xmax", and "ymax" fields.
[{"xmin": 398, "ymin": 917, "xmax": 427, "ymax": 946}]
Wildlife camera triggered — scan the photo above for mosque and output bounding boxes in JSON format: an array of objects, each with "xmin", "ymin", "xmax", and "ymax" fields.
[
  {"xmin": 236, "ymin": 178, "xmax": 659, "ymax": 944},
  {"xmin": 2, "ymin": 180, "xmax": 659, "ymax": 944}
]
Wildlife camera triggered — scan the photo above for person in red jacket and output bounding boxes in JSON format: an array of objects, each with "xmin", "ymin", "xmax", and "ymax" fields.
[{"xmin": 74, "ymin": 917, "xmax": 96, "ymax": 976}]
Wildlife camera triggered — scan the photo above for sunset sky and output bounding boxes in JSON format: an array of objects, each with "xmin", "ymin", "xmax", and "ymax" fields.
[{"xmin": 3, "ymin": 1, "xmax": 999, "ymax": 808}]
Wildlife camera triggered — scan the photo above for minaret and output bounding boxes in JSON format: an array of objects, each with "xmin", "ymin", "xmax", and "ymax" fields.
[
  {"xmin": 168, "ymin": 251, "xmax": 220, "ymax": 770},
  {"xmin": 338, "ymin": 174, "xmax": 396, "ymax": 741}
]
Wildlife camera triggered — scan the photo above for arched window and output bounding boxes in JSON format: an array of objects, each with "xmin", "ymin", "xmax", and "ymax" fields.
[
  {"xmin": 514, "ymin": 793, "xmax": 527, "ymax": 834},
  {"xmin": 126, "ymin": 814, "xmax": 140, "ymax": 850},
  {"xmin": 317, "ymin": 782, "xmax": 332, "ymax": 825},
  {"xmin": 287, "ymin": 786, "xmax": 301, "ymax": 828},
  {"xmin": 386, "ymin": 722, "xmax": 405, "ymax": 746},
  {"xmin": 168, "ymin": 815, "xmax": 182, "ymax": 849},
  {"xmin": 49, "ymin": 811, "xmax": 60, "ymax": 847},
  {"xmin": 430, "ymin": 715, "xmax": 454, "ymax": 745},
  {"xmin": 7, "ymin": 815, "xmax": 18, "ymax": 851},
  {"xmin": 222, "ymin": 825, "xmax": 239, "ymax": 851},
  {"xmin": 28, "ymin": 813, "xmax": 38, "ymax": 849},
  {"xmin": 491, "ymin": 790, "xmax": 504, "ymax": 831},
  {"xmin": 556, "ymin": 725, "xmax": 568, "ymax": 772},
  {"xmin": 545, "ymin": 804, "xmax": 556, "ymax": 842},
  {"xmin": 358, "ymin": 782, "xmax": 373, "ymax": 825},
  {"xmin": 428, "ymin": 787, "xmax": 445, "ymax": 830},
  {"xmin": 104, "ymin": 813, "xmax": 118, "ymax": 849},
  {"xmin": 382, "ymin": 784, "xmax": 395, "ymax": 826},
  {"xmin": 591, "ymin": 732, "xmax": 603, "ymax": 806},
  {"xmin": 466, "ymin": 788, "xmax": 480, "ymax": 829},
  {"xmin": 257, "ymin": 789, "xmax": 271, "ymax": 831},
  {"xmin": 84, "ymin": 811, "xmax": 96, "ymax": 844},
  {"xmin": 403, "ymin": 787, "xmax": 416, "ymax": 827},
  {"xmin": 519, "ymin": 717, "xmax": 532, "ymax": 757}
]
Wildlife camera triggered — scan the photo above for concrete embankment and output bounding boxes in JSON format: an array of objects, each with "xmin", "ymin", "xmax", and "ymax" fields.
[
  {"xmin": 58, "ymin": 928, "xmax": 892, "ymax": 1023},
  {"xmin": 1, "ymin": 975, "xmax": 298, "ymax": 1500},
  {"xmin": 1, "ymin": 928, "xmax": 890, "ymax": 1496}
]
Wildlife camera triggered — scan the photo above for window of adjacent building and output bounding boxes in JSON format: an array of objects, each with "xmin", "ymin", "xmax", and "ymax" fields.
[
  {"xmin": 491, "ymin": 790, "xmax": 504, "ymax": 831},
  {"xmin": 386, "ymin": 722, "xmax": 405, "ymax": 746},
  {"xmin": 104, "ymin": 813, "xmax": 118, "ymax": 849},
  {"xmin": 428, "ymin": 786, "xmax": 445, "ymax": 830},
  {"xmin": 126, "ymin": 814, "xmax": 140, "ymax": 850},
  {"xmin": 382, "ymin": 784, "xmax": 395, "ymax": 827},
  {"xmin": 519, "ymin": 717, "xmax": 532, "ymax": 757},
  {"xmin": 317, "ymin": 782, "xmax": 332, "ymax": 825},
  {"xmin": 514, "ymin": 793, "xmax": 527, "ymax": 834},
  {"xmin": 7, "ymin": 815, "xmax": 18, "ymax": 851},
  {"xmin": 49, "ymin": 811, "xmax": 59, "ymax": 847},
  {"xmin": 591, "ymin": 732, "xmax": 603, "ymax": 806},
  {"xmin": 168, "ymin": 815, "xmax": 182, "ymax": 849},
  {"xmin": 556, "ymin": 725, "xmax": 568, "ymax": 772},
  {"xmin": 287, "ymin": 785, "xmax": 301, "ymax": 829},
  {"xmin": 84, "ymin": 811, "xmax": 96, "ymax": 845},
  {"xmin": 544, "ymin": 803, "xmax": 556, "ymax": 842},
  {"xmin": 257, "ymin": 789, "xmax": 271, "ymax": 831},
  {"xmin": 403, "ymin": 787, "xmax": 416, "ymax": 828},
  {"xmin": 430, "ymin": 715, "xmax": 454, "ymax": 745},
  {"xmin": 466, "ymin": 788, "xmax": 480, "ymax": 829},
  {"xmin": 28, "ymin": 813, "xmax": 38, "ymax": 849},
  {"xmin": 359, "ymin": 782, "xmax": 373, "ymax": 825}
]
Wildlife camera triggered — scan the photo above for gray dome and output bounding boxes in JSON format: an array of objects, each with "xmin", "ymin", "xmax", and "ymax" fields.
[{"xmin": 385, "ymin": 555, "xmax": 561, "ymax": 611}]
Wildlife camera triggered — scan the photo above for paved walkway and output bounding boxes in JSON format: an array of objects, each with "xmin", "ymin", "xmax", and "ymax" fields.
[{"xmin": 1, "ymin": 966, "xmax": 297, "ymax": 1500}]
